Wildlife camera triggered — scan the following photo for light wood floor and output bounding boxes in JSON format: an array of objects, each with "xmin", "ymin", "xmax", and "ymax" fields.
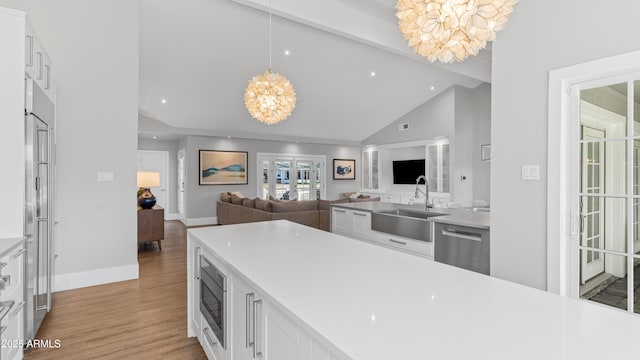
[{"xmin": 24, "ymin": 221, "xmax": 207, "ymax": 360}]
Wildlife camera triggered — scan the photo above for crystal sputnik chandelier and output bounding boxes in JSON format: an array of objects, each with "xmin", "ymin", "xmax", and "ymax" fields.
[
  {"xmin": 244, "ymin": 1, "xmax": 296, "ymax": 125},
  {"xmin": 396, "ymin": 0, "xmax": 518, "ymax": 63}
]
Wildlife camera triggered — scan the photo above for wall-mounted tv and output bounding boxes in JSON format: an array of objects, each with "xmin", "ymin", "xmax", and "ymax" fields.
[{"xmin": 392, "ymin": 159, "xmax": 425, "ymax": 184}]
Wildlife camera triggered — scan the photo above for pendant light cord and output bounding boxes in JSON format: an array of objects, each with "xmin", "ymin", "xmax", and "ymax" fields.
[{"xmin": 269, "ymin": 0, "xmax": 272, "ymax": 71}]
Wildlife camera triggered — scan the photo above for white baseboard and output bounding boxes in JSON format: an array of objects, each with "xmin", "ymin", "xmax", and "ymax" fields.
[
  {"xmin": 165, "ymin": 212, "xmax": 180, "ymax": 221},
  {"xmin": 53, "ymin": 263, "xmax": 139, "ymax": 292},
  {"xmin": 186, "ymin": 217, "xmax": 217, "ymax": 227}
]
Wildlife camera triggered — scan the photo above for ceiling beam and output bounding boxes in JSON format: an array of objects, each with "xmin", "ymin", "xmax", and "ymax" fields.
[{"xmin": 230, "ymin": 0, "xmax": 491, "ymax": 83}]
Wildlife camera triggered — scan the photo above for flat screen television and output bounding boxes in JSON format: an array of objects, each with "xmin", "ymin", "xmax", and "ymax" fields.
[{"xmin": 392, "ymin": 159, "xmax": 425, "ymax": 184}]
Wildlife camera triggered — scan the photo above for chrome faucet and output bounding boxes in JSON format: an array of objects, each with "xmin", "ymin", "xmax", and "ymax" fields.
[{"xmin": 415, "ymin": 175, "xmax": 432, "ymax": 211}]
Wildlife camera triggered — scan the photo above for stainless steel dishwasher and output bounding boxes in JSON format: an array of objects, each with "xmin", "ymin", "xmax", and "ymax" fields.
[{"xmin": 433, "ymin": 222, "xmax": 490, "ymax": 275}]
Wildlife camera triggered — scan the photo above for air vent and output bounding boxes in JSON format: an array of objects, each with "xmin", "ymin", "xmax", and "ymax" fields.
[{"xmin": 398, "ymin": 123, "xmax": 410, "ymax": 131}]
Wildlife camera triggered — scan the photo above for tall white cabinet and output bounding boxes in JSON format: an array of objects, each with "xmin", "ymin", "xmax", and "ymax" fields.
[
  {"xmin": 0, "ymin": 7, "xmax": 54, "ymax": 360},
  {"xmin": 0, "ymin": 8, "xmax": 55, "ymax": 237}
]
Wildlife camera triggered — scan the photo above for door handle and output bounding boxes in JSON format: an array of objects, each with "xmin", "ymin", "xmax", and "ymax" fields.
[
  {"xmin": 252, "ymin": 299, "xmax": 263, "ymax": 358},
  {"xmin": 246, "ymin": 293, "xmax": 255, "ymax": 348}
]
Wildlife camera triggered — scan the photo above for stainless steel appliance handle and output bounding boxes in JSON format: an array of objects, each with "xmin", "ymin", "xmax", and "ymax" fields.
[
  {"xmin": 203, "ymin": 326, "xmax": 217, "ymax": 346},
  {"xmin": 442, "ymin": 230, "xmax": 482, "ymax": 242},
  {"xmin": 0, "ymin": 301, "xmax": 15, "ymax": 321},
  {"xmin": 388, "ymin": 238, "xmax": 407, "ymax": 245},
  {"xmin": 246, "ymin": 292, "xmax": 255, "ymax": 348},
  {"xmin": 252, "ymin": 299, "xmax": 263, "ymax": 358},
  {"xmin": 9, "ymin": 301, "xmax": 25, "ymax": 317},
  {"xmin": 12, "ymin": 248, "xmax": 26, "ymax": 258}
]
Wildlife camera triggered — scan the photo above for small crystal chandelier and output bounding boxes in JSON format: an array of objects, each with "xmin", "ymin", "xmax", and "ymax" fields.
[
  {"xmin": 244, "ymin": 1, "xmax": 296, "ymax": 125},
  {"xmin": 396, "ymin": 0, "xmax": 518, "ymax": 63}
]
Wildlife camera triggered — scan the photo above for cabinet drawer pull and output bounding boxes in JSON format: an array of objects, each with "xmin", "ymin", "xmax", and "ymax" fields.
[
  {"xmin": 203, "ymin": 326, "xmax": 217, "ymax": 346},
  {"xmin": 246, "ymin": 293, "xmax": 255, "ymax": 348},
  {"xmin": 37, "ymin": 52, "xmax": 43, "ymax": 80},
  {"xmin": 388, "ymin": 239, "xmax": 407, "ymax": 246},
  {"xmin": 9, "ymin": 301, "xmax": 25, "ymax": 317},
  {"xmin": 26, "ymin": 35, "xmax": 34, "ymax": 67},
  {"xmin": 44, "ymin": 64, "xmax": 51, "ymax": 90},
  {"xmin": 353, "ymin": 212, "xmax": 368, "ymax": 217},
  {"xmin": 252, "ymin": 299, "xmax": 263, "ymax": 358},
  {"xmin": 12, "ymin": 248, "xmax": 26, "ymax": 258},
  {"xmin": 442, "ymin": 230, "xmax": 482, "ymax": 242},
  {"xmin": 334, "ymin": 209, "xmax": 346, "ymax": 213}
]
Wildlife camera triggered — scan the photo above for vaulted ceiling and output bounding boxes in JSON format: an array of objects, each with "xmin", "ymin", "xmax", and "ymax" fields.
[{"xmin": 138, "ymin": 0, "xmax": 489, "ymax": 144}]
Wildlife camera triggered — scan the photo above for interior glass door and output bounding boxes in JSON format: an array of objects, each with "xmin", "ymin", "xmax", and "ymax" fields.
[{"xmin": 576, "ymin": 80, "xmax": 640, "ymax": 313}]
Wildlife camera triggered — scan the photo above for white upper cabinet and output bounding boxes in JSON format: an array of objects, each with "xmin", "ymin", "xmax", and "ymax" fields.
[{"xmin": 24, "ymin": 21, "xmax": 53, "ymax": 100}]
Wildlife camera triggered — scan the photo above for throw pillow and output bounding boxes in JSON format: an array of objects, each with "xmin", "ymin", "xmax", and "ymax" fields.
[
  {"xmin": 230, "ymin": 191, "xmax": 245, "ymax": 198},
  {"xmin": 255, "ymin": 198, "xmax": 273, "ymax": 212},
  {"xmin": 231, "ymin": 194, "xmax": 244, "ymax": 205},
  {"xmin": 242, "ymin": 198, "xmax": 256, "ymax": 208},
  {"xmin": 220, "ymin": 192, "xmax": 231, "ymax": 203}
]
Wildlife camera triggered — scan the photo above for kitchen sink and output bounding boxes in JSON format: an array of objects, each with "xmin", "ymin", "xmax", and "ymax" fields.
[{"xmin": 371, "ymin": 209, "xmax": 446, "ymax": 242}]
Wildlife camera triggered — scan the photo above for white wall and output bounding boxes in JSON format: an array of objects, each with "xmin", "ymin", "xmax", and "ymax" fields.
[
  {"xmin": 453, "ymin": 86, "xmax": 474, "ymax": 203},
  {"xmin": 472, "ymin": 83, "xmax": 491, "ymax": 204},
  {"xmin": 183, "ymin": 136, "xmax": 361, "ymax": 223},
  {"xmin": 138, "ymin": 138, "xmax": 179, "ymax": 216},
  {"xmin": 362, "ymin": 85, "xmax": 491, "ymax": 204},
  {"xmin": 0, "ymin": 0, "xmax": 140, "ymax": 290},
  {"xmin": 491, "ymin": 0, "xmax": 640, "ymax": 290}
]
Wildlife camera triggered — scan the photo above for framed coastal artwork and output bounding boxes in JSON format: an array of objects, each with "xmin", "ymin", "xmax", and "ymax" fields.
[
  {"xmin": 199, "ymin": 150, "xmax": 248, "ymax": 185},
  {"xmin": 333, "ymin": 159, "xmax": 355, "ymax": 180}
]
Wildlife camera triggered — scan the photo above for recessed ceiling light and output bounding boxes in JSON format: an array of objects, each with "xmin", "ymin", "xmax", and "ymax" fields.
[
  {"xmin": 295, "ymin": 141, "xmax": 299, "ymax": 144},
  {"xmin": 284, "ymin": 49, "xmax": 290, "ymax": 56},
  {"xmin": 227, "ymin": 136, "xmax": 231, "ymax": 139},
  {"xmin": 430, "ymin": 86, "xmax": 435, "ymax": 91},
  {"xmin": 152, "ymin": 136, "xmax": 157, "ymax": 139},
  {"xmin": 370, "ymin": 71, "xmax": 376, "ymax": 77},
  {"xmin": 161, "ymin": 99, "xmax": 167, "ymax": 104}
]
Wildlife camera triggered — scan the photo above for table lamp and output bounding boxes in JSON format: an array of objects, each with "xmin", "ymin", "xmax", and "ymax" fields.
[{"xmin": 137, "ymin": 171, "xmax": 160, "ymax": 209}]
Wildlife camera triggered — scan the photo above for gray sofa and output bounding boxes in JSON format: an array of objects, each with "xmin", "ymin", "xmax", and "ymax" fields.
[{"xmin": 216, "ymin": 193, "xmax": 379, "ymax": 231}]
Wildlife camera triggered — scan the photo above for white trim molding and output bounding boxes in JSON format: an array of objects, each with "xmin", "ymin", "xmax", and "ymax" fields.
[
  {"xmin": 53, "ymin": 263, "xmax": 139, "ymax": 292},
  {"xmin": 166, "ymin": 212, "xmax": 180, "ymax": 221},
  {"xmin": 186, "ymin": 217, "xmax": 217, "ymax": 227},
  {"xmin": 547, "ymin": 50, "xmax": 640, "ymax": 296}
]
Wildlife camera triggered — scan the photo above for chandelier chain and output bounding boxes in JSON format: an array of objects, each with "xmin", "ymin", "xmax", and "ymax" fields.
[{"xmin": 268, "ymin": 0, "xmax": 272, "ymax": 71}]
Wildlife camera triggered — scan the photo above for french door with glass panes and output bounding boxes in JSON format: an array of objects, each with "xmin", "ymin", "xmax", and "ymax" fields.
[
  {"xmin": 576, "ymin": 79, "xmax": 640, "ymax": 314},
  {"xmin": 257, "ymin": 154, "xmax": 325, "ymax": 200}
]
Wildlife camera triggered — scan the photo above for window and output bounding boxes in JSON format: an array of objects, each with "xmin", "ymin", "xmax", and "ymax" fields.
[
  {"xmin": 257, "ymin": 153, "xmax": 326, "ymax": 200},
  {"xmin": 427, "ymin": 140, "xmax": 450, "ymax": 193}
]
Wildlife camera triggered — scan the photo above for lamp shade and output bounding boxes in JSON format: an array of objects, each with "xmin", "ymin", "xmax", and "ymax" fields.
[{"xmin": 137, "ymin": 171, "xmax": 160, "ymax": 188}]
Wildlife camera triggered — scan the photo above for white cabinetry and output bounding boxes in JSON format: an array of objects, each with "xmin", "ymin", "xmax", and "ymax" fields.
[
  {"xmin": 25, "ymin": 22, "xmax": 53, "ymax": 100},
  {"xmin": 330, "ymin": 206, "xmax": 433, "ymax": 259},
  {"xmin": 188, "ymin": 236, "xmax": 348, "ymax": 360},
  {"xmin": 0, "ymin": 240, "xmax": 26, "ymax": 360},
  {"xmin": 331, "ymin": 207, "xmax": 376, "ymax": 243},
  {"xmin": 232, "ymin": 274, "xmax": 264, "ymax": 360}
]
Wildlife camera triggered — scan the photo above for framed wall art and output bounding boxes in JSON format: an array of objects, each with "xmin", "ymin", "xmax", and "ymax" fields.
[
  {"xmin": 199, "ymin": 150, "xmax": 248, "ymax": 185},
  {"xmin": 333, "ymin": 159, "xmax": 355, "ymax": 180}
]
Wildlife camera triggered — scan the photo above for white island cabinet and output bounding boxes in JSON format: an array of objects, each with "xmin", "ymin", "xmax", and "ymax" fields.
[
  {"xmin": 188, "ymin": 220, "xmax": 640, "ymax": 360},
  {"xmin": 188, "ymin": 231, "xmax": 345, "ymax": 360}
]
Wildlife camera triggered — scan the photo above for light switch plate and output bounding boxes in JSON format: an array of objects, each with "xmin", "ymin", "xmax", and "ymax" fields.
[
  {"xmin": 97, "ymin": 171, "xmax": 114, "ymax": 182},
  {"xmin": 521, "ymin": 165, "xmax": 540, "ymax": 181}
]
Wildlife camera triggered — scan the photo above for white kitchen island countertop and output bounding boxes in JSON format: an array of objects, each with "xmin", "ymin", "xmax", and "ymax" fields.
[{"xmin": 188, "ymin": 220, "xmax": 640, "ymax": 360}]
